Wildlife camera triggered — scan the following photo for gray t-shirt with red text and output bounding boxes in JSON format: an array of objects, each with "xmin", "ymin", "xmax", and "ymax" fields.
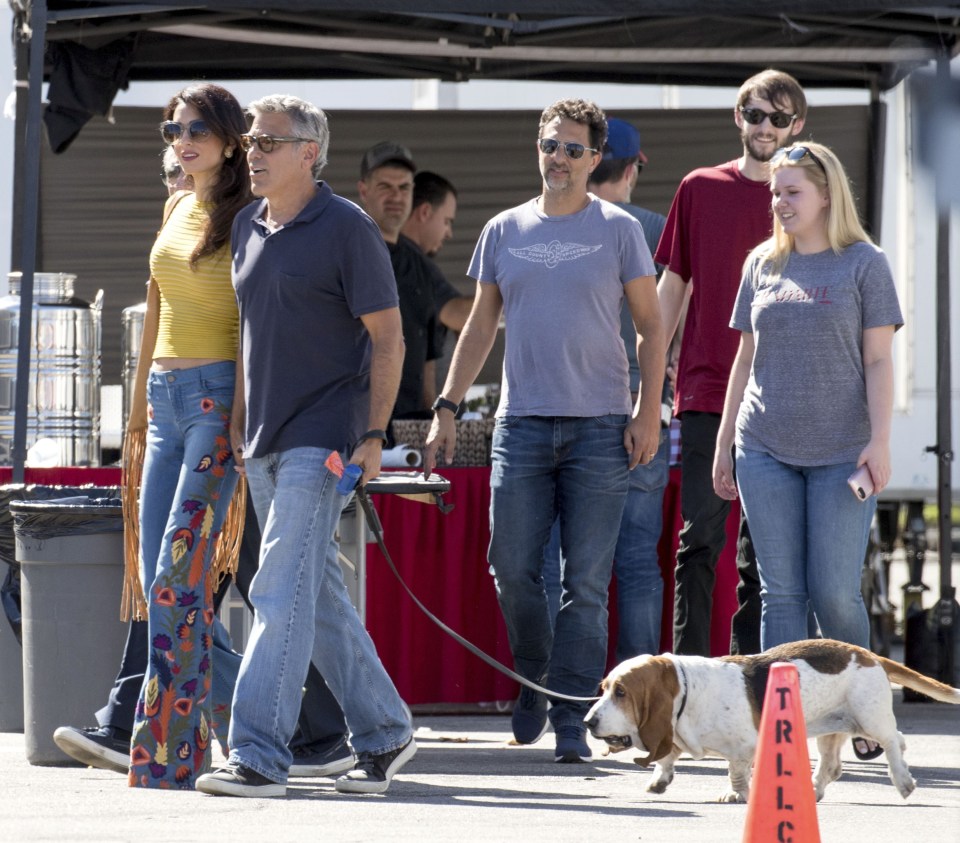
[{"xmin": 731, "ymin": 240, "xmax": 903, "ymax": 466}]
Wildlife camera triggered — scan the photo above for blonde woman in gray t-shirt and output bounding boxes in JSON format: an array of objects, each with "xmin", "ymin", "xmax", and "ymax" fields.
[{"xmin": 712, "ymin": 142, "xmax": 902, "ymax": 680}]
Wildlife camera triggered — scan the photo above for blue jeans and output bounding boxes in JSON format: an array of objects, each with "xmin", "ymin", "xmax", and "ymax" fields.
[
  {"xmin": 735, "ymin": 447, "xmax": 875, "ymax": 651},
  {"xmin": 131, "ymin": 362, "xmax": 242, "ymax": 789},
  {"xmin": 543, "ymin": 426, "xmax": 668, "ymax": 661},
  {"xmin": 488, "ymin": 415, "xmax": 629, "ymax": 728},
  {"xmin": 612, "ymin": 426, "xmax": 669, "ymax": 661},
  {"xmin": 228, "ymin": 446, "xmax": 411, "ymax": 783},
  {"xmin": 230, "ymin": 493, "xmax": 347, "ymax": 752}
]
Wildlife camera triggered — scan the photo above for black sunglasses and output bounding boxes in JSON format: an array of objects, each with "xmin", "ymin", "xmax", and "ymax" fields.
[
  {"xmin": 739, "ymin": 106, "xmax": 797, "ymax": 130},
  {"xmin": 772, "ymin": 145, "xmax": 827, "ymax": 176},
  {"xmin": 537, "ymin": 138, "xmax": 599, "ymax": 160},
  {"xmin": 240, "ymin": 133, "xmax": 313, "ymax": 154},
  {"xmin": 160, "ymin": 120, "xmax": 212, "ymax": 144}
]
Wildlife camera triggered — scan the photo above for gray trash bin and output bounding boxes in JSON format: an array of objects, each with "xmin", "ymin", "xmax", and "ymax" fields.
[
  {"xmin": 12, "ymin": 494, "xmax": 127, "ymax": 765},
  {"xmin": 0, "ymin": 484, "xmax": 122, "ymax": 734}
]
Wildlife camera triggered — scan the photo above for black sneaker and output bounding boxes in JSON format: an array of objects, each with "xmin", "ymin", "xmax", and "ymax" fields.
[
  {"xmin": 196, "ymin": 762, "xmax": 286, "ymax": 798},
  {"xmin": 52, "ymin": 725, "xmax": 130, "ymax": 773},
  {"xmin": 554, "ymin": 723, "xmax": 592, "ymax": 764},
  {"xmin": 289, "ymin": 736, "xmax": 356, "ymax": 777},
  {"xmin": 334, "ymin": 737, "xmax": 417, "ymax": 794},
  {"xmin": 511, "ymin": 686, "xmax": 549, "ymax": 744}
]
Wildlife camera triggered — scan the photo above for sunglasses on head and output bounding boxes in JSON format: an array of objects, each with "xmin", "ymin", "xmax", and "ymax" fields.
[
  {"xmin": 537, "ymin": 138, "xmax": 599, "ymax": 160},
  {"xmin": 160, "ymin": 120, "xmax": 212, "ymax": 144},
  {"xmin": 739, "ymin": 106, "xmax": 797, "ymax": 130},
  {"xmin": 772, "ymin": 145, "xmax": 827, "ymax": 175},
  {"xmin": 240, "ymin": 133, "xmax": 313, "ymax": 154}
]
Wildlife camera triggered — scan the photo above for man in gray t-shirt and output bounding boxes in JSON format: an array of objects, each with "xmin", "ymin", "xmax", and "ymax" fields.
[
  {"xmin": 542, "ymin": 117, "xmax": 672, "ymax": 663},
  {"xmin": 423, "ymin": 99, "xmax": 664, "ymax": 765}
]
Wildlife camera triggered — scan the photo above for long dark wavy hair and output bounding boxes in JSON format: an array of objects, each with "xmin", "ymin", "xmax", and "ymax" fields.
[{"xmin": 162, "ymin": 83, "xmax": 251, "ymax": 268}]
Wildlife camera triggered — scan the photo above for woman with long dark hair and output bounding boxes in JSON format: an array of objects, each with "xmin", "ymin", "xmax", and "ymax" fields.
[{"xmin": 126, "ymin": 83, "xmax": 252, "ymax": 789}]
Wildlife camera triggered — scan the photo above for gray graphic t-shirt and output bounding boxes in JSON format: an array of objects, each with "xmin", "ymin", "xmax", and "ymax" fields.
[
  {"xmin": 731, "ymin": 240, "xmax": 903, "ymax": 466},
  {"xmin": 468, "ymin": 196, "xmax": 656, "ymax": 417}
]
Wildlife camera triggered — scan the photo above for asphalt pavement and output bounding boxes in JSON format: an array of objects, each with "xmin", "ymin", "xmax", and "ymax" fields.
[
  {"xmin": 2, "ymin": 690, "xmax": 958, "ymax": 843},
  {"xmin": 4, "ymin": 551, "xmax": 959, "ymax": 842}
]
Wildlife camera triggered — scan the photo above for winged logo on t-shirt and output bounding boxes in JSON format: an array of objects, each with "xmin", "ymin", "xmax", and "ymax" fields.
[{"xmin": 508, "ymin": 240, "xmax": 602, "ymax": 270}]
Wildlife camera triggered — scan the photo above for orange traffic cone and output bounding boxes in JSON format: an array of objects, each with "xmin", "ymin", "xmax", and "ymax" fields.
[{"xmin": 742, "ymin": 661, "xmax": 820, "ymax": 843}]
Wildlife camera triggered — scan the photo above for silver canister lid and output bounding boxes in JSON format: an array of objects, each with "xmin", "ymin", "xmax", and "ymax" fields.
[{"xmin": 7, "ymin": 272, "xmax": 77, "ymax": 303}]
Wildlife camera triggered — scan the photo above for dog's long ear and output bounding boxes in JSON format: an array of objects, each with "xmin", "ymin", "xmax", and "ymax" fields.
[{"xmin": 625, "ymin": 658, "xmax": 679, "ymax": 767}]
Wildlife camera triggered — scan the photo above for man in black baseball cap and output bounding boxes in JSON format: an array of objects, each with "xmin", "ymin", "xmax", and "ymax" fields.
[
  {"xmin": 359, "ymin": 140, "xmax": 416, "ymax": 180},
  {"xmin": 358, "ymin": 141, "xmax": 465, "ymax": 419}
]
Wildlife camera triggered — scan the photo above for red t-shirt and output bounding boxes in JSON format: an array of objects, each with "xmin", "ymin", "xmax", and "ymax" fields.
[{"xmin": 655, "ymin": 160, "xmax": 773, "ymax": 416}]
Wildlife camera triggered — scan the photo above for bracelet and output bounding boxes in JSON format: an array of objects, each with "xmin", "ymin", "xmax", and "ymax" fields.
[{"xmin": 357, "ymin": 429, "xmax": 388, "ymax": 445}]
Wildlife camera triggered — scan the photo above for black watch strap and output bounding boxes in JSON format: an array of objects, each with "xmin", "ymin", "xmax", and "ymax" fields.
[
  {"xmin": 432, "ymin": 396, "xmax": 460, "ymax": 415},
  {"xmin": 357, "ymin": 429, "xmax": 388, "ymax": 444}
]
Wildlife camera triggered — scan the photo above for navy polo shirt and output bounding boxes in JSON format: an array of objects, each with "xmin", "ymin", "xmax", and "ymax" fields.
[{"xmin": 232, "ymin": 181, "xmax": 399, "ymax": 459}]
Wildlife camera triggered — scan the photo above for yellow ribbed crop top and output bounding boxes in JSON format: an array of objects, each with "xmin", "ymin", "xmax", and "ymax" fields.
[{"xmin": 149, "ymin": 193, "xmax": 239, "ymax": 360}]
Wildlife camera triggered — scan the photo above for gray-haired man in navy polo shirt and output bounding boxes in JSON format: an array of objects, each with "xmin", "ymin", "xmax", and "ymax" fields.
[{"xmin": 196, "ymin": 94, "xmax": 415, "ymax": 799}]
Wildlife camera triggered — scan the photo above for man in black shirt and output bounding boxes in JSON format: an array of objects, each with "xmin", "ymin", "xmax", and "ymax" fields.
[{"xmin": 358, "ymin": 142, "xmax": 468, "ymax": 417}]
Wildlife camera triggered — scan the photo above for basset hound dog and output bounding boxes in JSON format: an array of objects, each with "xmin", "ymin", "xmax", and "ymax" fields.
[{"xmin": 584, "ymin": 638, "xmax": 960, "ymax": 803}]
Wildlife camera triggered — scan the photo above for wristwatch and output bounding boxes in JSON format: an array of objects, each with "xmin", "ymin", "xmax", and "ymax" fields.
[{"xmin": 431, "ymin": 396, "xmax": 460, "ymax": 415}]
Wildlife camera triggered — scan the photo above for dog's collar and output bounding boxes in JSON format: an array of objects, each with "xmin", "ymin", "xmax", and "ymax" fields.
[{"xmin": 675, "ymin": 660, "xmax": 688, "ymax": 721}]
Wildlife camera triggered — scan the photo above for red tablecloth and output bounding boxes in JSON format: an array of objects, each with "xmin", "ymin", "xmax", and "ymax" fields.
[
  {"xmin": 1, "ymin": 465, "xmax": 741, "ymax": 705},
  {"xmin": 0, "ymin": 467, "xmax": 122, "ymax": 487},
  {"xmin": 365, "ymin": 466, "xmax": 741, "ymax": 705}
]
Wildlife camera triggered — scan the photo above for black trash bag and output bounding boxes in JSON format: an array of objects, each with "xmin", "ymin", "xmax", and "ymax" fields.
[
  {"xmin": 0, "ymin": 485, "xmax": 122, "ymax": 643},
  {"xmin": 10, "ymin": 496, "xmax": 123, "ymax": 540}
]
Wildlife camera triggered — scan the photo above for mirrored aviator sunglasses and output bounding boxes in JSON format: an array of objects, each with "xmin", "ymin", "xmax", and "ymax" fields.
[
  {"xmin": 537, "ymin": 137, "xmax": 597, "ymax": 160},
  {"xmin": 739, "ymin": 106, "xmax": 796, "ymax": 130},
  {"xmin": 160, "ymin": 119, "xmax": 212, "ymax": 144}
]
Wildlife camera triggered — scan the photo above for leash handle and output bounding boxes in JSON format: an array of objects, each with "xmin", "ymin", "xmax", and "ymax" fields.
[{"xmin": 355, "ymin": 487, "xmax": 599, "ymax": 704}]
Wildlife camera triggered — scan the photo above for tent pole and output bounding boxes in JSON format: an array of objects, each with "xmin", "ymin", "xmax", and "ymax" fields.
[
  {"xmin": 10, "ymin": 21, "xmax": 29, "ymax": 271},
  {"xmin": 865, "ymin": 82, "xmax": 885, "ymax": 240},
  {"xmin": 12, "ymin": 0, "xmax": 48, "ymax": 484},
  {"xmin": 933, "ymin": 52, "xmax": 955, "ymax": 685}
]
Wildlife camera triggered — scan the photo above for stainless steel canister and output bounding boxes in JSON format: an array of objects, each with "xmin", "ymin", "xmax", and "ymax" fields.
[
  {"xmin": 0, "ymin": 272, "xmax": 102, "ymax": 466},
  {"xmin": 120, "ymin": 302, "xmax": 146, "ymax": 435}
]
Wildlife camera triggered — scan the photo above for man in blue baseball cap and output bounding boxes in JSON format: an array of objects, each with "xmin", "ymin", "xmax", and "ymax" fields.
[
  {"xmin": 580, "ymin": 117, "xmax": 673, "ymax": 662},
  {"xmin": 591, "ymin": 118, "xmax": 657, "ymax": 248},
  {"xmin": 604, "ymin": 117, "xmax": 649, "ymax": 166}
]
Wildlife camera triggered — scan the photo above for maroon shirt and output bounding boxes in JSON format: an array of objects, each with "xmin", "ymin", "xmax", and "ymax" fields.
[{"xmin": 655, "ymin": 160, "xmax": 773, "ymax": 416}]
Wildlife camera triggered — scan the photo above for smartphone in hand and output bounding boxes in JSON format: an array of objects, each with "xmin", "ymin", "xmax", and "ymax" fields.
[{"xmin": 847, "ymin": 464, "xmax": 875, "ymax": 501}]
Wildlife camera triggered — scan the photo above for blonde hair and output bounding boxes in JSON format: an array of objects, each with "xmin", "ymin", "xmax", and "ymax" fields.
[{"xmin": 750, "ymin": 141, "xmax": 871, "ymax": 276}]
